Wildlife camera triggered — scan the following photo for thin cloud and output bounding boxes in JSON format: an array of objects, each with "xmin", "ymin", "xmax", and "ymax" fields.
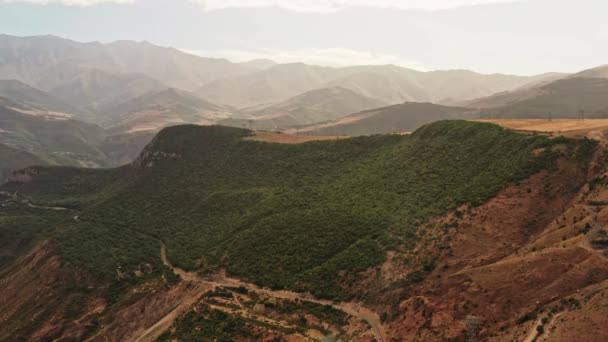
[
  {"xmin": 1, "ymin": 0, "xmax": 521, "ymax": 10},
  {"xmin": 193, "ymin": 0, "xmax": 523, "ymax": 12},
  {"xmin": 182, "ymin": 47, "xmax": 428, "ymax": 70},
  {"xmin": 1, "ymin": 0, "xmax": 132, "ymax": 5}
]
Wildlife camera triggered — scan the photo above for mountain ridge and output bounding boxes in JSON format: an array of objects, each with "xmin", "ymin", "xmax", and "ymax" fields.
[
  {"xmin": 0, "ymin": 120, "xmax": 600, "ymax": 341},
  {"xmin": 220, "ymin": 86, "xmax": 386, "ymax": 131},
  {"xmin": 198, "ymin": 62, "xmax": 563, "ymax": 109},
  {"xmin": 288, "ymin": 102, "xmax": 474, "ymax": 136},
  {"xmin": 105, "ymin": 88, "xmax": 232, "ymax": 133}
]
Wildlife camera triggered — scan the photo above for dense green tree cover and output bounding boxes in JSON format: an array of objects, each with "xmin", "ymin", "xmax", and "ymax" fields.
[
  {"xmin": 272, "ymin": 300, "xmax": 348, "ymax": 327},
  {"xmin": 1, "ymin": 121, "xmax": 590, "ymax": 299},
  {"xmin": 158, "ymin": 305, "xmax": 255, "ymax": 342},
  {"xmin": 0, "ymin": 202, "xmax": 72, "ymax": 269}
]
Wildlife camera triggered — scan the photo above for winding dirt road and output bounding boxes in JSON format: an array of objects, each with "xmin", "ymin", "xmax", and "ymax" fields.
[
  {"xmin": 158, "ymin": 242, "xmax": 388, "ymax": 342},
  {"xmin": 20, "ymin": 198, "xmax": 387, "ymax": 342}
]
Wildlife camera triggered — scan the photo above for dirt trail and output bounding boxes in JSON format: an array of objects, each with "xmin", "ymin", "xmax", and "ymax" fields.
[
  {"xmin": 159, "ymin": 242, "xmax": 388, "ymax": 342},
  {"xmin": 522, "ymin": 316, "xmax": 544, "ymax": 342},
  {"xmin": 129, "ymin": 282, "xmax": 211, "ymax": 342},
  {"xmin": 523, "ymin": 312, "xmax": 563, "ymax": 342},
  {"xmin": 580, "ymin": 238, "xmax": 608, "ymax": 263},
  {"xmin": 17, "ymin": 196, "xmax": 387, "ymax": 341}
]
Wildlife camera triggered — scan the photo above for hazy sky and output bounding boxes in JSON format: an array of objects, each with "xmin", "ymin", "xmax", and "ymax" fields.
[{"xmin": 1, "ymin": 0, "xmax": 607, "ymax": 75}]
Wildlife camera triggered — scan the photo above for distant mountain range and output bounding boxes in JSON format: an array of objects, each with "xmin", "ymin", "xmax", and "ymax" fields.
[
  {"xmin": 287, "ymin": 102, "xmax": 473, "ymax": 136},
  {"xmin": 2, "ymin": 33, "xmax": 608, "ymax": 175},
  {"xmin": 0, "ymin": 104, "xmax": 151, "ymax": 169},
  {"xmin": 198, "ymin": 63, "xmax": 556, "ymax": 109},
  {"xmin": 0, "ymin": 34, "xmax": 254, "ymax": 92},
  {"xmin": 464, "ymin": 65, "xmax": 608, "ymax": 119},
  {"xmin": 219, "ymin": 87, "xmax": 386, "ymax": 131},
  {"xmin": 104, "ymin": 88, "xmax": 232, "ymax": 134},
  {"xmin": 0, "ymin": 79, "xmax": 78, "ymax": 115},
  {"xmin": 287, "ymin": 65, "xmax": 608, "ymax": 137},
  {"xmin": 0, "ymin": 34, "xmax": 562, "ymax": 131},
  {"xmin": 0, "ymin": 34, "xmax": 255, "ymax": 123}
]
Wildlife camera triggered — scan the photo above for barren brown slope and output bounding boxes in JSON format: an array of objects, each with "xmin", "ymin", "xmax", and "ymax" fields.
[
  {"xmin": 366, "ymin": 127, "xmax": 608, "ymax": 341},
  {"xmin": 475, "ymin": 119, "xmax": 608, "ymax": 138},
  {"xmin": 0, "ymin": 241, "xmax": 106, "ymax": 342}
]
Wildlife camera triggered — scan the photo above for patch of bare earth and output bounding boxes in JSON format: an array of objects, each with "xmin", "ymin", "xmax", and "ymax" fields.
[
  {"xmin": 475, "ymin": 119, "xmax": 608, "ymax": 139},
  {"xmin": 8, "ymin": 106, "xmax": 73, "ymax": 120}
]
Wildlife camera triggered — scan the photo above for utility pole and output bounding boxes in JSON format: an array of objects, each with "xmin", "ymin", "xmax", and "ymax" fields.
[{"xmin": 580, "ymin": 109, "xmax": 585, "ymax": 122}]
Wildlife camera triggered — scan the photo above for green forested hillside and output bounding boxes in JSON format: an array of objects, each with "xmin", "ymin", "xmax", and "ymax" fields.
[
  {"xmin": 2, "ymin": 121, "xmax": 588, "ymax": 300},
  {"xmin": 0, "ymin": 143, "xmax": 46, "ymax": 182}
]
